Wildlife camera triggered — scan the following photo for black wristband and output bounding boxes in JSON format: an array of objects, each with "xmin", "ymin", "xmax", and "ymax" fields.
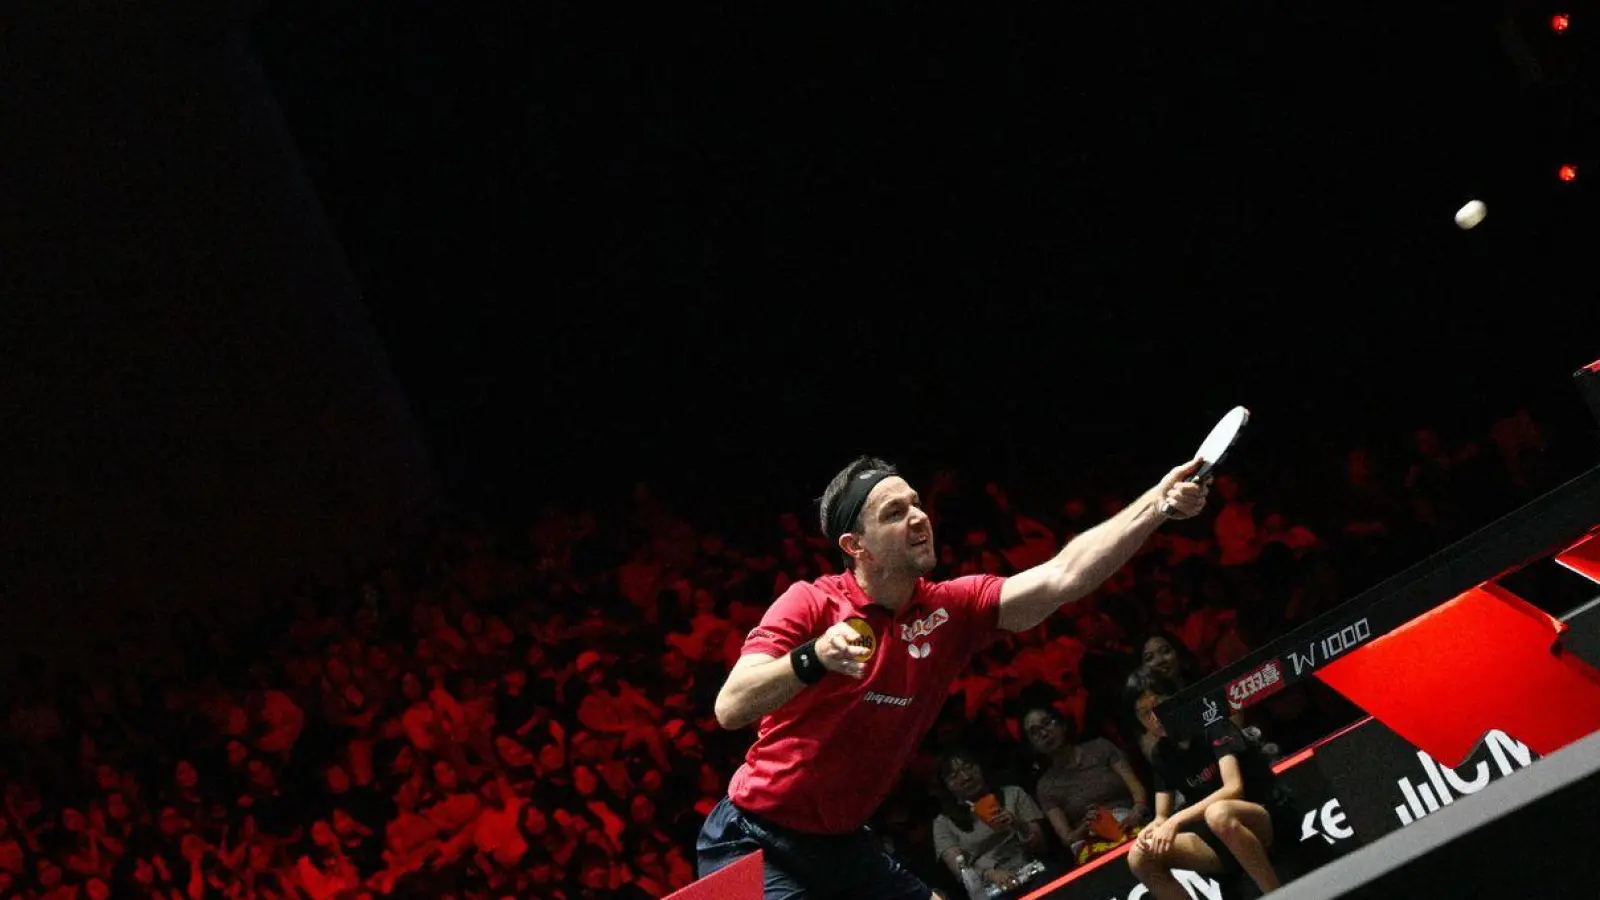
[{"xmin": 790, "ymin": 639, "xmax": 826, "ymax": 685}]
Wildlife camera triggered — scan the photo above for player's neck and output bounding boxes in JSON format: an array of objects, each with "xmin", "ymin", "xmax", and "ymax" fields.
[{"xmin": 854, "ymin": 564, "xmax": 916, "ymax": 610}]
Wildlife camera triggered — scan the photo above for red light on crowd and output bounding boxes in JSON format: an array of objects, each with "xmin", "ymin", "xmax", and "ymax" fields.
[
  {"xmin": 1551, "ymin": 13, "xmax": 1570, "ymax": 32},
  {"xmin": 1559, "ymin": 164, "xmax": 1578, "ymax": 182}
]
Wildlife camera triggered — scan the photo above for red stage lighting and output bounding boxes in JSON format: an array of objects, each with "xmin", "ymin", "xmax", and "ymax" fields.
[
  {"xmin": 1551, "ymin": 13, "xmax": 1570, "ymax": 33},
  {"xmin": 1558, "ymin": 163, "xmax": 1578, "ymax": 182}
]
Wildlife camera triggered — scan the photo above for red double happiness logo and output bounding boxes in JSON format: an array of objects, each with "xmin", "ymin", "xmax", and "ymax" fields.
[{"xmin": 1227, "ymin": 658, "xmax": 1287, "ymax": 711}]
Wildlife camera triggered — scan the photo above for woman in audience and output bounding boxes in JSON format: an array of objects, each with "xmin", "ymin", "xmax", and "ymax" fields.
[
  {"xmin": 1139, "ymin": 629, "xmax": 1203, "ymax": 688},
  {"xmin": 1137, "ymin": 626, "xmax": 1284, "ymax": 764},
  {"xmin": 931, "ymin": 747, "xmax": 1053, "ymax": 899},
  {"xmin": 1131, "ymin": 631, "xmax": 1204, "ymax": 761},
  {"xmin": 1021, "ymin": 706, "xmax": 1149, "ymax": 864}
]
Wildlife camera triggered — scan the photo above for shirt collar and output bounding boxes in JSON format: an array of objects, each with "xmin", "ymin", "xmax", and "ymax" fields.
[{"xmin": 843, "ymin": 569, "xmax": 924, "ymax": 617}]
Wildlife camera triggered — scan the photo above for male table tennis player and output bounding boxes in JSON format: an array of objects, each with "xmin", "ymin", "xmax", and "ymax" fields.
[{"xmin": 697, "ymin": 454, "xmax": 1210, "ymax": 899}]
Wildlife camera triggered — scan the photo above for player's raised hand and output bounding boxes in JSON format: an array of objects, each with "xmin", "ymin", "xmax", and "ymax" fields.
[{"xmin": 1157, "ymin": 459, "xmax": 1210, "ymax": 520}]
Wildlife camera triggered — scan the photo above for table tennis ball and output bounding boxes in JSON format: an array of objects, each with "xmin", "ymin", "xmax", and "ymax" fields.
[{"xmin": 1454, "ymin": 199, "xmax": 1487, "ymax": 230}]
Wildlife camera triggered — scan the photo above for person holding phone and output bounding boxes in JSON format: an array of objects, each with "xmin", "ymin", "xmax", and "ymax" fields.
[{"xmin": 931, "ymin": 747, "xmax": 1050, "ymax": 897}]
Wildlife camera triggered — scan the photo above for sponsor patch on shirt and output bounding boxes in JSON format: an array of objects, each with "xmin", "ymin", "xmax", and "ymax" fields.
[{"xmin": 900, "ymin": 608, "xmax": 949, "ymax": 642}]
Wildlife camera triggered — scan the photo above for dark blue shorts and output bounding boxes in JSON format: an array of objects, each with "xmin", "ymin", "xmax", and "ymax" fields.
[{"xmin": 697, "ymin": 796, "xmax": 932, "ymax": 900}]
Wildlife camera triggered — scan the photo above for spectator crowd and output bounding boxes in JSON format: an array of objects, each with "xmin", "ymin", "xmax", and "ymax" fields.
[{"xmin": 0, "ymin": 407, "xmax": 1573, "ymax": 899}]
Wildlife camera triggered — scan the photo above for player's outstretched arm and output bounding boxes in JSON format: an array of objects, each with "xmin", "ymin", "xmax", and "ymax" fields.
[{"xmin": 997, "ymin": 460, "xmax": 1208, "ymax": 632}]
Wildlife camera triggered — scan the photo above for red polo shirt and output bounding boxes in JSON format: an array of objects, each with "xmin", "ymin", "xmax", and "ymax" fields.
[{"xmin": 728, "ymin": 570, "xmax": 1006, "ymax": 834}]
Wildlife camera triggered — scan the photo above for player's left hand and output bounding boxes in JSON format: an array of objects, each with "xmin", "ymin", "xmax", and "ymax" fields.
[{"xmin": 1157, "ymin": 459, "xmax": 1210, "ymax": 520}]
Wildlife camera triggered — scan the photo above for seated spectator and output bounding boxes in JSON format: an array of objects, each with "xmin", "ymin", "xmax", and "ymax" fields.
[
  {"xmin": 931, "ymin": 748, "xmax": 1054, "ymax": 899},
  {"xmin": 1132, "ymin": 631, "xmax": 1204, "ymax": 761},
  {"xmin": 1020, "ymin": 707, "xmax": 1149, "ymax": 864},
  {"xmin": 1139, "ymin": 625, "xmax": 1283, "ymax": 763},
  {"xmin": 1126, "ymin": 670, "xmax": 1299, "ymax": 900}
]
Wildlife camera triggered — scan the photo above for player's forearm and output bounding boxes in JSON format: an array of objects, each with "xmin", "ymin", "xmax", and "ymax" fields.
[
  {"xmin": 713, "ymin": 655, "xmax": 807, "ymax": 729},
  {"xmin": 998, "ymin": 485, "xmax": 1168, "ymax": 631},
  {"xmin": 1053, "ymin": 483, "xmax": 1165, "ymax": 591}
]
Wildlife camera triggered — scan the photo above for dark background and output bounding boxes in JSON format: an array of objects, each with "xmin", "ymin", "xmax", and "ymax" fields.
[
  {"xmin": 4, "ymin": 0, "xmax": 1599, "ymax": 657},
  {"xmin": 247, "ymin": 1, "xmax": 1600, "ymax": 513}
]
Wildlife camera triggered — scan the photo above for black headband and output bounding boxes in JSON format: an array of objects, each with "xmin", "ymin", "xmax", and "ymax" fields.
[{"xmin": 825, "ymin": 468, "xmax": 897, "ymax": 542}]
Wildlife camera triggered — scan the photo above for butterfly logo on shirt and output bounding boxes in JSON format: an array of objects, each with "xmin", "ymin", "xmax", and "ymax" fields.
[{"xmin": 907, "ymin": 643, "xmax": 932, "ymax": 659}]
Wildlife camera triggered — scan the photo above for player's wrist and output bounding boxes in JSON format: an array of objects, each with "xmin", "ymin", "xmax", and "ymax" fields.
[{"xmin": 789, "ymin": 639, "xmax": 826, "ymax": 685}]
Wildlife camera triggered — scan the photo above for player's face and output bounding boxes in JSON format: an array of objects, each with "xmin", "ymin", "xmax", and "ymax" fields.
[{"xmin": 857, "ymin": 478, "xmax": 935, "ymax": 575}]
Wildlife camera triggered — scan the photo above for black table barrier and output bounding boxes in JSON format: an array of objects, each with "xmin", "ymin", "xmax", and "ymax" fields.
[
  {"xmin": 1026, "ymin": 719, "xmax": 1543, "ymax": 900},
  {"xmin": 1025, "ymin": 597, "xmax": 1600, "ymax": 899}
]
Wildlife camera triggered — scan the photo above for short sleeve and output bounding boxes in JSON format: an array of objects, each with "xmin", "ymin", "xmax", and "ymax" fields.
[
  {"xmin": 1005, "ymin": 785, "xmax": 1044, "ymax": 823},
  {"xmin": 1206, "ymin": 720, "xmax": 1247, "ymax": 763},
  {"xmin": 739, "ymin": 583, "xmax": 823, "ymax": 658},
  {"xmin": 1150, "ymin": 746, "xmax": 1171, "ymax": 795},
  {"xmin": 929, "ymin": 574, "xmax": 1006, "ymax": 643}
]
